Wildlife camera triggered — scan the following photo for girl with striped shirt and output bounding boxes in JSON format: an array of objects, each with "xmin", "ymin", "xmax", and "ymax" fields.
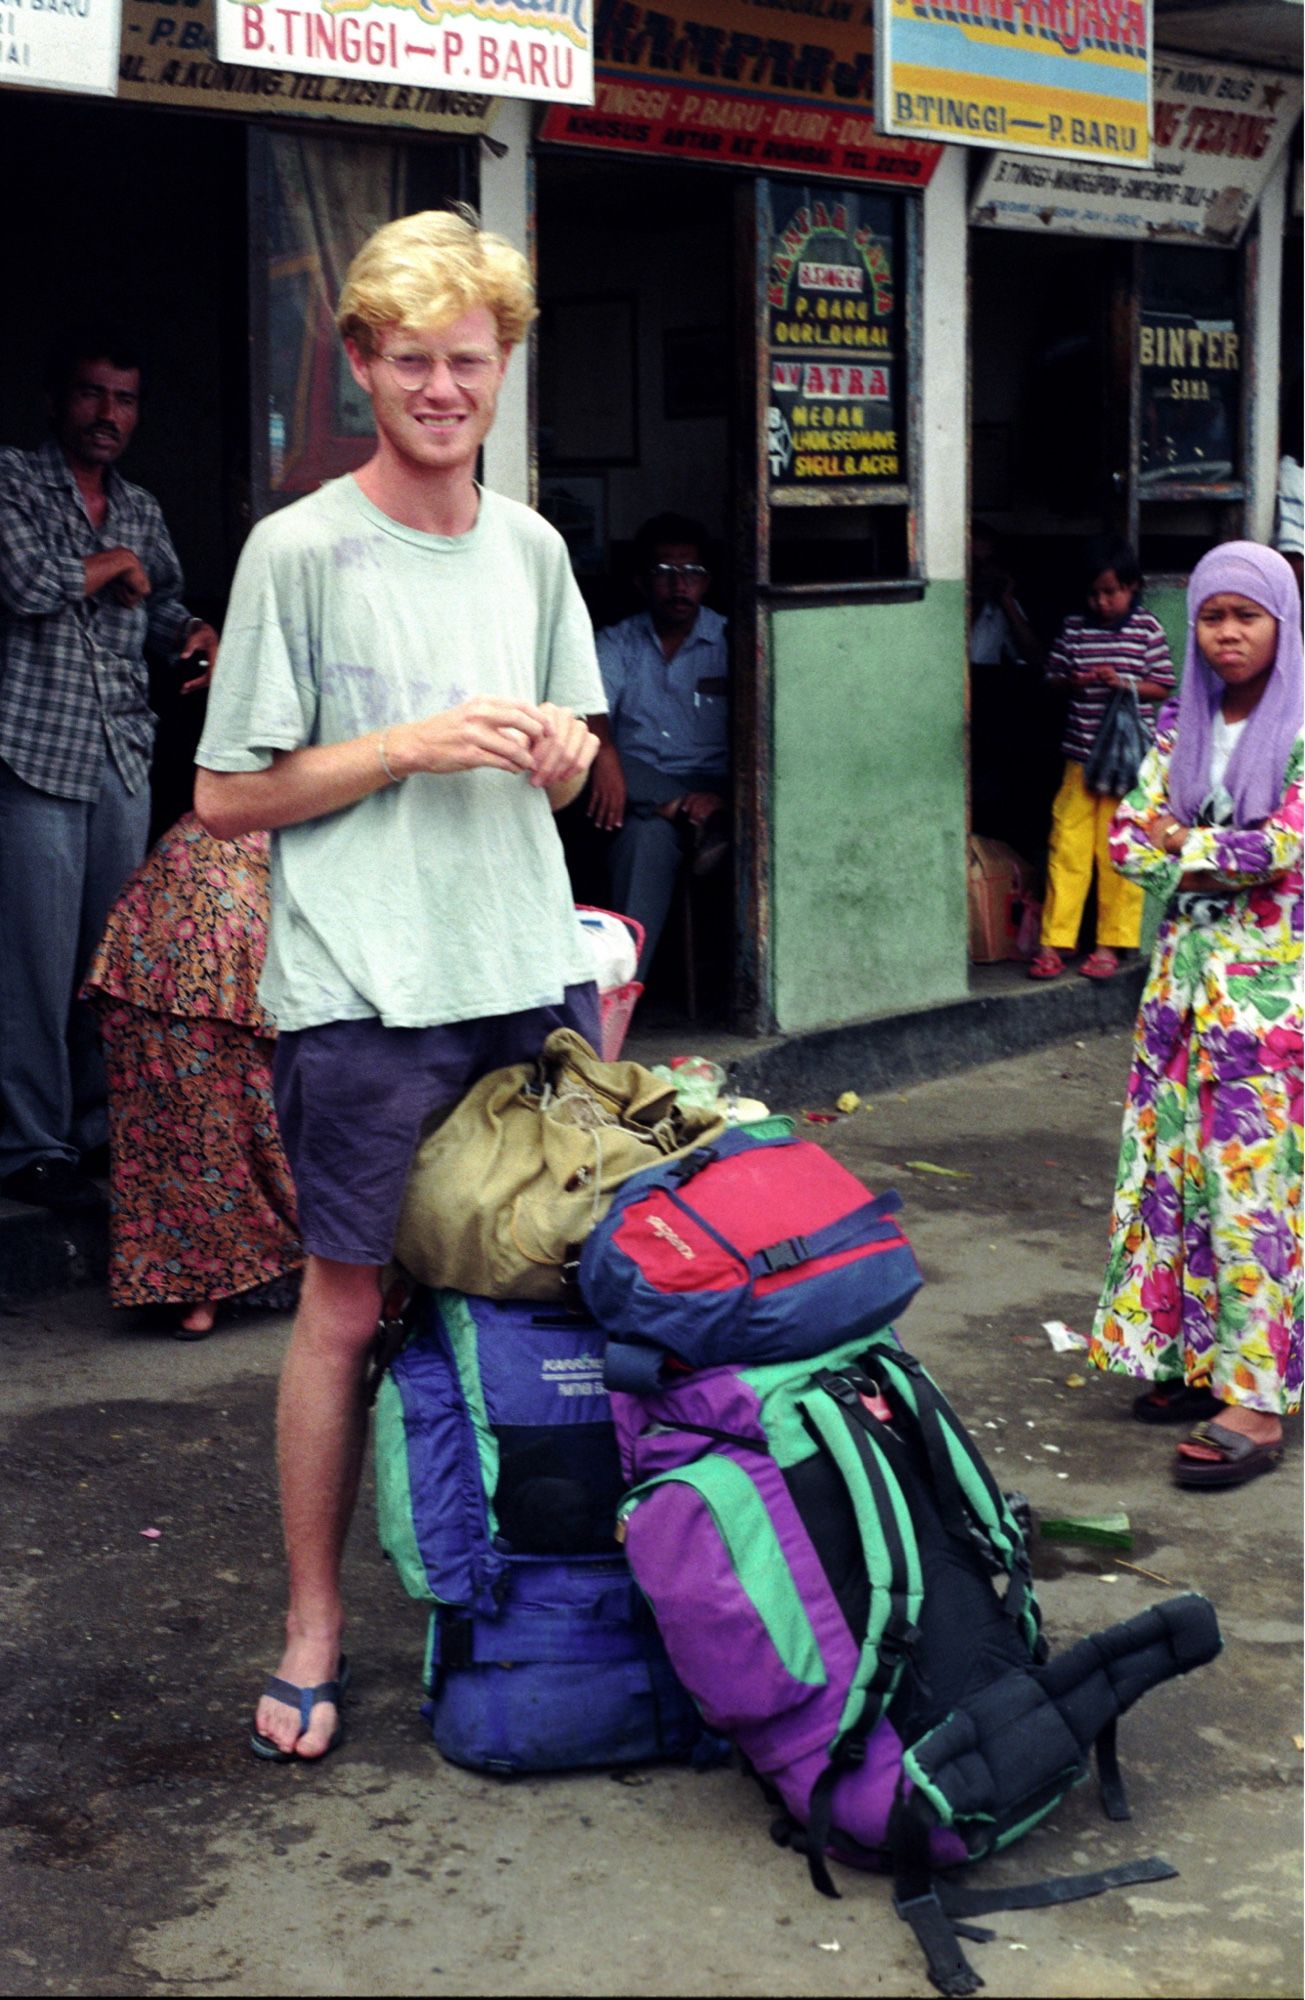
[{"xmin": 1030, "ymin": 537, "xmax": 1176, "ymax": 980}]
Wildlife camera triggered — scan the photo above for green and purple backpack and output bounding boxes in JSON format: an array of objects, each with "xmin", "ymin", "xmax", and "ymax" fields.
[{"xmin": 610, "ymin": 1329, "xmax": 1222, "ymax": 1996}]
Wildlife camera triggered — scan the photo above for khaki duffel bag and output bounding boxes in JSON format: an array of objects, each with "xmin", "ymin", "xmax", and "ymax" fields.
[{"xmin": 393, "ymin": 1027, "xmax": 727, "ymax": 1300}]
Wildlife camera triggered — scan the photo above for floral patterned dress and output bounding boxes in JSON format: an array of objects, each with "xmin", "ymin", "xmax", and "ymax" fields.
[
  {"xmin": 83, "ymin": 815, "xmax": 302, "ymax": 1311},
  {"xmin": 1089, "ymin": 729, "xmax": 1303, "ymax": 1416}
]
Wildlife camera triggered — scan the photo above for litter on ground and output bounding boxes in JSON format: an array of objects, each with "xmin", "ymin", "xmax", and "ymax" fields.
[
  {"xmin": 1043, "ymin": 1319, "xmax": 1088, "ymax": 1352},
  {"xmin": 1039, "ymin": 1511, "xmax": 1133, "ymax": 1551}
]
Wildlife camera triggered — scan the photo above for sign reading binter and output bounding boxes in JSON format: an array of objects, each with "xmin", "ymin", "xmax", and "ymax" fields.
[{"xmin": 216, "ymin": 0, "xmax": 594, "ymax": 103}]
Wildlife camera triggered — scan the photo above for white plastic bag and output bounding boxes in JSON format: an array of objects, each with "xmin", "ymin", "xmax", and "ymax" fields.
[{"xmin": 576, "ymin": 907, "xmax": 638, "ymax": 992}]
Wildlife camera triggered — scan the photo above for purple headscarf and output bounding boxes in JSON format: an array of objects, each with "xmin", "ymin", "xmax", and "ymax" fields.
[{"xmin": 1167, "ymin": 540, "xmax": 1304, "ymax": 826}]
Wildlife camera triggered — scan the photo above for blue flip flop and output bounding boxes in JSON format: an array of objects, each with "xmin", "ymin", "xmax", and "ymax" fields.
[{"xmin": 250, "ymin": 1656, "xmax": 350, "ymax": 1762}]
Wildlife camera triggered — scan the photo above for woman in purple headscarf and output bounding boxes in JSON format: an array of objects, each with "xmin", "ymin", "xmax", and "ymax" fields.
[{"xmin": 1089, "ymin": 542, "xmax": 1302, "ymax": 1488}]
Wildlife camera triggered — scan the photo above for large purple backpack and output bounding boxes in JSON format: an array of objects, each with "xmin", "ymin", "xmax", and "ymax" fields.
[{"xmin": 611, "ymin": 1330, "xmax": 1222, "ymax": 1996}]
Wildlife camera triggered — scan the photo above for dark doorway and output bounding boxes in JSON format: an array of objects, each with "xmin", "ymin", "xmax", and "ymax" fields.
[{"xmin": 535, "ymin": 155, "xmax": 739, "ymax": 1027}]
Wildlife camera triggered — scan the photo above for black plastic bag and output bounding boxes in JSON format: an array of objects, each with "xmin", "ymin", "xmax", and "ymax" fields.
[{"xmin": 1084, "ymin": 682, "xmax": 1148, "ymax": 797}]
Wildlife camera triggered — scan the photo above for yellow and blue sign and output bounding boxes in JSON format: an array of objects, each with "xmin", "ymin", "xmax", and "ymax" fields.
[{"xmin": 876, "ymin": 0, "xmax": 1152, "ymax": 166}]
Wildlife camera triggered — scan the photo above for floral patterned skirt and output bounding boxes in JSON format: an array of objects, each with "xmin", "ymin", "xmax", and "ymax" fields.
[
  {"xmin": 97, "ymin": 1002, "xmax": 303, "ymax": 1310},
  {"xmin": 1090, "ymin": 1023, "xmax": 1303, "ymax": 1415}
]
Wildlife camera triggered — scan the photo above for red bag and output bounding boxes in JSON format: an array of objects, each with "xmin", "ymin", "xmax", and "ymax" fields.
[{"xmin": 578, "ymin": 1129, "xmax": 923, "ymax": 1390}]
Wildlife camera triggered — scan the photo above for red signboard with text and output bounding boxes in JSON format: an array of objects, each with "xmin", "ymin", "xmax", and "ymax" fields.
[{"xmin": 539, "ymin": 0, "xmax": 941, "ymax": 185}]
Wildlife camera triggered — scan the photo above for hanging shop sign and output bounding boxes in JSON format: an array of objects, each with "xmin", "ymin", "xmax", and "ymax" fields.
[
  {"xmin": 876, "ymin": 0, "xmax": 1151, "ymax": 165},
  {"xmin": 1139, "ymin": 309, "xmax": 1239, "ymax": 489},
  {"xmin": 971, "ymin": 54, "xmax": 1303, "ymax": 244},
  {"xmin": 214, "ymin": 0, "xmax": 593, "ymax": 104},
  {"xmin": 2, "ymin": 0, "xmax": 121, "ymax": 96},
  {"xmin": 537, "ymin": 0, "xmax": 942, "ymax": 187},
  {"xmin": 118, "ymin": 0, "xmax": 495, "ymax": 126},
  {"xmin": 765, "ymin": 186, "xmax": 906, "ymax": 490}
]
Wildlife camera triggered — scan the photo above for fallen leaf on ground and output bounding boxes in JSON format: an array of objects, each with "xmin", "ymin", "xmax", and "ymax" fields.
[{"xmin": 904, "ymin": 1160, "xmax": 972, "ymax": 1178}]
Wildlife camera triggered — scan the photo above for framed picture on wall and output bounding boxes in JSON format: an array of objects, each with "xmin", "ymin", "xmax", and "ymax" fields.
[
  {"xmin": 538, "ymin": 472, "xmax": 607, "ymax": 574},
  {"xmin": 663, "ymin": 326, "xmax": 730, "ymax": 420},
  {"xmin": 538, "ymin": 296, "xmax": 638, "ymax": 465}
]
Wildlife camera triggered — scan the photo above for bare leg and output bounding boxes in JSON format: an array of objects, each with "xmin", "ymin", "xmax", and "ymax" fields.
[{"xmin": 253, "ymin": 1255, "xmax": 380, "ymax": 1758}]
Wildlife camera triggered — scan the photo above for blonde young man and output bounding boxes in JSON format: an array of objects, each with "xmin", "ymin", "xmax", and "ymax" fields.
[{"xmin": 195, "ymin": 210, "xmax": 603, "ymax": 1761}]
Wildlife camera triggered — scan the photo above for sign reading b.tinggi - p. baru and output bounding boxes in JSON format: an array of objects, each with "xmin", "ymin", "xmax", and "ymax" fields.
[
  {"xmin": 216, "ymin": 0, "xmax": 594, "ymax": 104},
  {"xmin": 766, "ymin": 187, "xmax": 905, "ymax": 491},
  {"xmin": 877, "ymin": 0, "xmax": 1152, "ymax": 166}
]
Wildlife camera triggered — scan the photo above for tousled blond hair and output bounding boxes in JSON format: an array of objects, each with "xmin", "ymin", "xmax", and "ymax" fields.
[{"xmin": 336, "ymin": 206, "xmax": 536, "ymax": 353}]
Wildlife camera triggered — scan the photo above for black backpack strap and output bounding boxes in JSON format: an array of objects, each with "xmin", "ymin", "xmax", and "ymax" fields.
[
  {"xmin": 798, "ymin": 1380, "xmax": 924, "ymax": 1900},
  {"xmin": 364, "ymin": 1274, "xmax": 419, "ymax": 1407},
  {"xmin": 877, "ymin": 1350, "xmax": 1044, "ymax": 1658},
  {"xmin": 748, "ymin": 1191, "xmax": 903, "ymax": 1277},
  {"xmin": 890, "ymin": 1787, "xmax": 986, "ymax": 1997},
  {"xmin": 1094, "ymin": 1714, "xmax": 1132, "ymax": 1820},
  {"xmin": 940, "ymin": 1853, "xmax": 1177, "ymax": 1918}
]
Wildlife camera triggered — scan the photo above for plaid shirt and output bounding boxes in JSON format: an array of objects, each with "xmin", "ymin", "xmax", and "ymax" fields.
[{"xmin": 0, "ymin": 438, "xmax": 195, "ymax": 800}]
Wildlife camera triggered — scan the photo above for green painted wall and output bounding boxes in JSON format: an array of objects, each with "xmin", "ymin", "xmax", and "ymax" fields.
[
  {"xmin": 1148, "ymin": 584, "xmax": 1188, "ymax": 678},
  {"xmin": 770, "ymin": 584, "xmax": 969, "ymax": 1033}
]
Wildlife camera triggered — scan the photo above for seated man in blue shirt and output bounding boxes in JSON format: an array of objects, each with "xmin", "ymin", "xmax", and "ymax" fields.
[{"xmin": 588, "ymin": 514, "xmax": 729, "ymax": 982}]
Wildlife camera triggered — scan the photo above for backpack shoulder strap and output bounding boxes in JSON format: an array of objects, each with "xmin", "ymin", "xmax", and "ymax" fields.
[
  {"xmin": 795, "ymin": 1377, "xmax": 925, "ymax": 1896},
  {"xmin": 876, "ymin": 1348, "xmax": 1045, "ymax": 1660}
]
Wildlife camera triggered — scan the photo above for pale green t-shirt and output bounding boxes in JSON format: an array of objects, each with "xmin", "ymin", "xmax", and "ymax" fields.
[{"xmin": 196, "ymin": 477, "xmax": 605, "ymax": 1032}]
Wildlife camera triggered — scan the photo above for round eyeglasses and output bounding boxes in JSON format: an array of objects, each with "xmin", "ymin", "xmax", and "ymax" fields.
[{"xmin": 377, "ymin": 347, "xmax": 501, "ymax": 390}]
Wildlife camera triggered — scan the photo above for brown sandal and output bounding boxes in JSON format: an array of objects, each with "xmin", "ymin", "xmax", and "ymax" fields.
[{"xmin": 1173, "ymin": 1421, "xmax": 1284, "ymax": 1489}]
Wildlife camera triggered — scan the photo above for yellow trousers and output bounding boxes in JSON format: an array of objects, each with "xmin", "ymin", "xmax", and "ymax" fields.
[{"xmin": 1040, "ymin": 759, "xmax": 1144, "ymax": 951}]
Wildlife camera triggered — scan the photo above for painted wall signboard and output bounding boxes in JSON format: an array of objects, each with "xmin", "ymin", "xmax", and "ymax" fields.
[
  {"xmin": 538, "ymin": 0, "xmax": 942, "ymax": 187},
  {"xmin": 215, "ymin": 0, "xmax": 594, "ymax": 103},
  {"xmin": 877, "ymin": 0, "xmax": 1151, "ymax": 166},
  {"xmin": 119, "ymin": 0, "xmax": 496, "ymax": 126},
  {"xmin": 2, "ymin": 0, "xmax": 121, "ymax": 95},
  {"xmin": 971, "ymin": 54, "xmax": 1303, "ymax": 244},
  {"xmin": 765, "ymin": 186, "xmax": 906, "ymax": 491}
]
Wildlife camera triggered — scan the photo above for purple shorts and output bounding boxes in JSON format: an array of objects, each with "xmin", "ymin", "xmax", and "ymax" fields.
[{"xmin": 272, "ymin": 983, "xmax": 601, "ymax": 1267}]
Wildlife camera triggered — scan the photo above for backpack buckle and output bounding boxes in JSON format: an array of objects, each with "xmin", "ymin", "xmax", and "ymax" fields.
[
  {"xmin": 758, "ymin": 1235, "xmax": 808, "ymax": 1274},
  {"xmin": 880, "ymin": 1619, "xmax": 922, "ymax": 1662}
]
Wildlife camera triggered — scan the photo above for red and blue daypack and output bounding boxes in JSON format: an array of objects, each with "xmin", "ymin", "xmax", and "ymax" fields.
[
  {"xmin": 373, "ymin": 1289, "xmax": 700, "ymax": 1775},
  {"xmin": 610, "ymin": 1330, "xmax": 1222, "ymax": 1996},
  {"xmin": 579, "ymin": 1128, "xmax": 923, "ymax": 1391}
]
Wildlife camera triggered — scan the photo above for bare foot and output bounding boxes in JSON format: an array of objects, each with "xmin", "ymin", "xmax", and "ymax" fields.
[
  {"xmin": 178, "ymin": 1301, "xmax": 216, "ymax": 1336},
  {"xmin": 253, "ymin": 1629, "xmax": 346, "ymax": 1759}
]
